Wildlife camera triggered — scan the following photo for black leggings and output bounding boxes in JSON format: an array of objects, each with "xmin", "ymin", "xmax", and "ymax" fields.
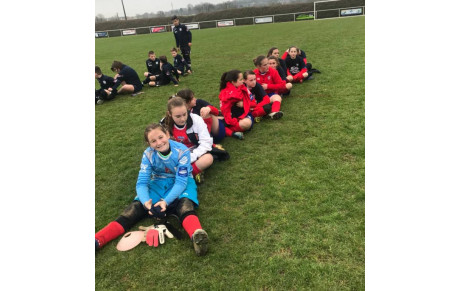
[{"xmin": 115, "ymin": 198, "xmax": 197, "ymax": 231}]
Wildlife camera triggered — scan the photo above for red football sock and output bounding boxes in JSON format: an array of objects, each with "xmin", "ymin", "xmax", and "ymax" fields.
[
  {"xmin": 203, "ymin": 117, "xmax": 213, "ymax": 133},
  {"xmin": 192, "ymin": 162, "xmax": 201, "ymax": 176},
  {"xmin": 271, "ymin": 101, "xmax": 281, "ymax": 112},
  {"xmin": 95, "ymin": 221, "xmax": 125, "ymax": 248},
  {"xmin": 182, "ymin": 215, "xmax": 202, "ymax": 238}
]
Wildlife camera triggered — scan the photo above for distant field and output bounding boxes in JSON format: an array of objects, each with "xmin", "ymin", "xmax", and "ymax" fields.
[{"xmin": 96, "ymin": 16, "xmax": 365, "ymax": 290}]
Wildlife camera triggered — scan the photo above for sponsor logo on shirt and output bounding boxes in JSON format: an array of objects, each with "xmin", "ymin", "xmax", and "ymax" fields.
[
  {"xmin": 290, "ymin": 66, "xmax": 300, "ymax": 74},
  {"xmin": 140, "ymin": 163, "xmax": 148, "ymax": 172},
  {"xmin": 179, "ymin": 155, "xmax": 189, "ymax": 165},
  {"xmin": 178, "ymin": 166, "xmax": 188, "ymax": 177}
]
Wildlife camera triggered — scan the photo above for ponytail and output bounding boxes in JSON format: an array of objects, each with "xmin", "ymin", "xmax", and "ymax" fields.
[{"xmin": 219, "ymin": 69, "xmax": 241, "ymax": 90}]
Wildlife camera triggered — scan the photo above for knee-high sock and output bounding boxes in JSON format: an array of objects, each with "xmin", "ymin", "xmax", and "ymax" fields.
[
  {"xmin": 192, "ymin": 162, "xmax": 201, "ymax": 176},
  {"xmin": 182, "ymin": 215, "xmax": 202, "ymax": 238},
  {"xmin": 271, "ymin": 101, "xmax": 281, "ymax": 113},
  {"xmin": 202, "ymin": 117, "xmax": 213, "ymax": 133},
  {"xmin": 95, "ymin": 221, "xmax": 125, "ymax": 248}
]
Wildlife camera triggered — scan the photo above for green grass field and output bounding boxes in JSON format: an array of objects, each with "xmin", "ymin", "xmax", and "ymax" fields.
[{"xmin": 96, "ymin": 16, "xmax": 365, "ymax": 290}]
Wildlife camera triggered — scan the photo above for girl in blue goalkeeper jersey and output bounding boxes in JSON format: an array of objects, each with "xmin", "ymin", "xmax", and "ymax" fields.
[{"xmin": 95, "ymin": 123, "xmax": 209, "ymax": 256}]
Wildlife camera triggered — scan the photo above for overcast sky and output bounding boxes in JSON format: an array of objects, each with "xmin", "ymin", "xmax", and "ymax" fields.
[{"xmin": 95, "ymin": 0, "xmax": 232, "ymax": 18}]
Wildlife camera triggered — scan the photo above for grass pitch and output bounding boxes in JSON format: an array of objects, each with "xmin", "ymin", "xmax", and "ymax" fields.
[{"xmin": 96, "ymin": 16, "xmax": 364, "ymax": 290}]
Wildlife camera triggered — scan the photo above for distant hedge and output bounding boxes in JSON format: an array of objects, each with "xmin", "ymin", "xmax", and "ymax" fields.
[{"xmin": 95, "ymin": 0, "xmax": 364, "ymax": 31}]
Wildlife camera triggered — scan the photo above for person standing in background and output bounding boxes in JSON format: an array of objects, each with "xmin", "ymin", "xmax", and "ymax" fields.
[{"xmin": 171, "ymin": 15, "xmax": 192, "ymax": 70}]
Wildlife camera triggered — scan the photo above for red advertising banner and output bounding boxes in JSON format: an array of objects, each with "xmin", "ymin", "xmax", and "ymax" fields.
[{"xmin": 150, "ymin": 26, "xmax": 166, "ymax": 33}]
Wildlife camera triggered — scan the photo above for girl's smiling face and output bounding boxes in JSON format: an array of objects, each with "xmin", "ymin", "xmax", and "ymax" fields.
[{"xmin": 147, "ymin": 128, "xmax": 170, "ymax": 152}]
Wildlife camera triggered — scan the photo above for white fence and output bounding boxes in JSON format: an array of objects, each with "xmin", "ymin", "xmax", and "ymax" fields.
[{"xmin": 96, "ymin": 4, "xmax": 365, "ymax": 38}]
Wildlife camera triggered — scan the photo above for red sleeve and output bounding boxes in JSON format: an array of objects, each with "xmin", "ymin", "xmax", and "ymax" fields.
[
  {"xmin": 303, "ymin": 57, "xmax": 307, "ymax": 65},
  {"xmin": 281, "ymin": 50, "xmax": 288, "ymax": 60},
  {"xmin": 223, "ymin": 112, "xmax": 239, "ymax": 127},
  {"xmin": 219, "ymin": 90, "xmax": 240, "ymax": 127},
  {"xmin": 266, "ymin": 68, "xmax": 286, "ymax": 91},
  {"xmin": 208, "ymin": 105, "xmax": 219, "ymax": 116},
  {"xmin": 258, "ymin": 95, "xmax": 271, "ymax": 107}
]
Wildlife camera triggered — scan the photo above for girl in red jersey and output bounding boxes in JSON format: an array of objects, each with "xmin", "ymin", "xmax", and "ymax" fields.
[
  {"xmin": 253, "ymin": 56, "xmax": 292, "ymax": 96},
  {"xmin": 175, "ymin": 88, "xmax": 226, "ymax": 144},
  {"xmin": 243, "ymin": 70, "xmax": 283, "ymax": 120},
  {"xmin": 219, "ymin": 69, "xmax": 255, "ymax": 140},
  {"xmin": 267, "ymin": 47, "xmax": 293, "ymax": 82},
  {"xmin": 162, "ymin": 97, "xmax": 214, "ymax": 184},
  {"xmin": 267, "ymin": 56, "xmax": 289, "ymax": 82}
]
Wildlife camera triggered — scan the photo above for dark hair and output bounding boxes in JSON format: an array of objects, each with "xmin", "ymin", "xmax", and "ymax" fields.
[
  {"xmin": 243, "ymin": 70, "xmax": 256, "ymax": 80},
  {"xmin": 288, "ymin": 46, "xmax": 298, "ymax": 53},
  {"xmin": 159, "ymin": 55, "xmax": 167, "ymax": 63},
  {"xmin": 175, "ymin": 88, "xmax": 194, "ymax": 104},
  {"xmin": 267, "ymin": 55, "xmax": 280, "ymax": 67},
  {"xmin": 164, "ymin": 97, "xmax": 187, "ymax": 134},
  {"xmin": 148, "ymin": 50, "xmax": 155, "ymax": 55},
  {"xmin": 267, "ymin": 47, "xmax": 278, "ymax": 57},
  {"xmin": 253, "ymin": 55, "xmax": 267, "ymax": 67},
  {"xmin": 144, "ymin": 123, "xmax": 168, "ymax": 143},
  {"xmin": 171, "ymin": 15, "xmax": 178, "ymax": 20},
  {"xmin": 110, "ymin": 61, "xmax": 123, "ymax": 72},
  {"xmin": 95, "ymin": 66, "xmax": 102, "ymax": 75},
  {"xmin": 219, "ymin": 69, "xmax": 241, "ymax": 90},
  {"xmin": 170, "ymin": 47, "xmax": 178, "ymax": 52}
]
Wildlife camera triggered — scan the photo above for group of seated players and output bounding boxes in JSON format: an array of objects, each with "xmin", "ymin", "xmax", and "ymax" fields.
[
  {"xmin": 94, "ymin": 45, "xmax": 320, "ymax": 256},
  {"xmin": 95, "ymin": 49, "xmax": 191, "ymax": 104}
]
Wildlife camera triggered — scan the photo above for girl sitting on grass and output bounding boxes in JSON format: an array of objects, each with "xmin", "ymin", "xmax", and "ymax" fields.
[
  {"xmin": 162, "ymin": 97, "xmax": 214, "ymax": 184},
  {"xmin": 267, "ymin": 56, "xmax": 290, "ymax": 83},
  {"xmin": 267, "ymin": 47, "xmax": 293, "ymax": 82},
  {"xmin": 283, "ymin": 46, "xmax": 310, "ymax": 83},
  {"xmin": 219, "ymin": 69, "xmax": 255, "ymax": 140},
  {"xmin": 253, "ymin": 56, "xmax": 292, "ymax": 97},
  {"xmin": 95, "ymin": 123, "xmax": 209, "ymax": 256},
  {"xmin": 243, "ymin": 70, "xmax": 283, "ymax": 121},
  {"xmin": 175, "ymin": 88, "xmax": 226, "ymax": 144}
]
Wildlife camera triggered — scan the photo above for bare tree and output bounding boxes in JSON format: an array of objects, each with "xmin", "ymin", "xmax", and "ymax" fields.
[{"xmin": 95, "ymin": 13, "xmax": 106, "ymax": 22}]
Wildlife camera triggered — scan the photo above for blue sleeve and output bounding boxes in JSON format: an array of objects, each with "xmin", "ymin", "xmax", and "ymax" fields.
[
  {"xmin": 135, "ymin": 151, "xmax": 153, "ymax": 205},
  {"xmin": 163, "ymin": 150, "xmax": 191, "ymax": 205}
]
